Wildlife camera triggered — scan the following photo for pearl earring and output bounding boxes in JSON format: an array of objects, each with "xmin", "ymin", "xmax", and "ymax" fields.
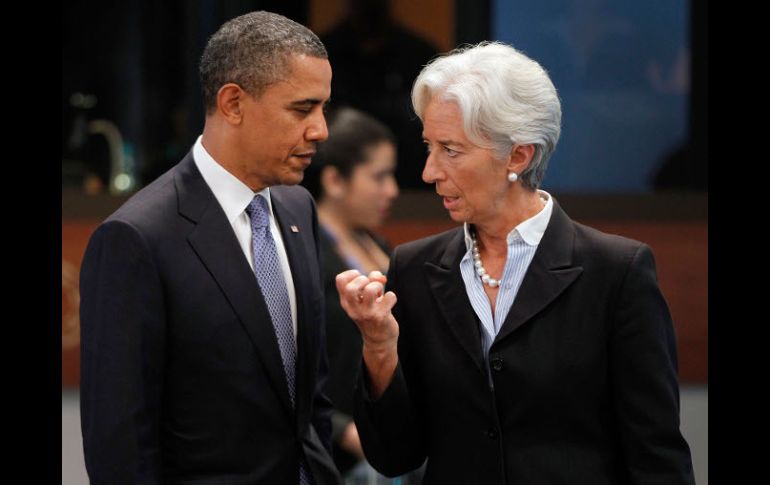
[{"xmin": 508, "ymin": 172, "xmax": 518, "ymax": 183}]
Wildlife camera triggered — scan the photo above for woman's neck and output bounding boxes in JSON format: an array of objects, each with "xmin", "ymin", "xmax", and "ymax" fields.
[
  {"xmin": 474, "ymin": 189, "xmax": 545, "ymax": 255},
  {"xmin": 317, "ymin": 203, "xmax": 353, "ymax": 240}
]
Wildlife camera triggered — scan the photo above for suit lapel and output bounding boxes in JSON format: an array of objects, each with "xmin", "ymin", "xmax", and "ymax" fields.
[
  {"xmin": 424, "ymin": 229, "xmax": 486, "ymax": 373},
  {"xmin": 493, "ymin": 201, "xmax": 583, "ymax": 346},
  {"xmin": 175, "ymin": 156, "xmax": 294, "ymax": 414},
  {"xmin": 270, "ymin": 190, "xmax": 316, "ymax": 420}
]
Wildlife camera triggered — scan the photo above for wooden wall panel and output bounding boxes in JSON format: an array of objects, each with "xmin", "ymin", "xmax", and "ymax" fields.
[
  {"xmin": 62, "ymin": 217, "xmax": 706, "ymax": 386},
  {"xmin": 62, "ymin": 221, "xmax": 100, "ymax": 387}
]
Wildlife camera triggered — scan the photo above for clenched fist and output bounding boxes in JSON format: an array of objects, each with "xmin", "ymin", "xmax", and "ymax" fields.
[{"xmin": 336, "ymin": 269, "xmax": 400, "ymax": 398}]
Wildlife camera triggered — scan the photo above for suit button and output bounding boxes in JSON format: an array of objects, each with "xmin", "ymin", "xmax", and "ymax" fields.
[
  {"xmin": 487, "ymin": 428, "xmax": 498, "ymax": 440},
  {"xmin": 491, "ymin": 357, "xmax": 503, "ymax": 371}
]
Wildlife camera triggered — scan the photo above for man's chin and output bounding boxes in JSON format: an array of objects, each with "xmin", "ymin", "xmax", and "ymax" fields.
[{"xmin": 279, "ymin": 171, "xmax": 305, "ymax": 186}]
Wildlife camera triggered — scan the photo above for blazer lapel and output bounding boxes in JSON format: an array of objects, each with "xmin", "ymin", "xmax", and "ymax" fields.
[
  {"xmin": 424, "ymin": 229, "xmax": 486, "ymax": 373},
  {"xmin": 493, "ymin": 201, "xmax": 583, "ymax": 346},
  {"xmin": 175, "ymin": 156, "xmax": 294, "ymax": 414}
]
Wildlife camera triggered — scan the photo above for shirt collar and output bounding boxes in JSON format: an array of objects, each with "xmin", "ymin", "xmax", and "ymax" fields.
[
  {"xmin": 192, "ymin": 135, "xmax": 274, "ymax": 222},
  {"xmin": 463, "ymin": 189, "xmax": 554, "ymax": 250}
]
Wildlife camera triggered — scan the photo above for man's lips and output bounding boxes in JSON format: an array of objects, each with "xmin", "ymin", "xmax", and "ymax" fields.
[{"xmin": 291, "ymin": 152, "xmax": 315, "ymax": 167}]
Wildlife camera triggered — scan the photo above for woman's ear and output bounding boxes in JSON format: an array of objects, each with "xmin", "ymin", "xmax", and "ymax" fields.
[
  {"xmin": 216, "ymin": 83, "xmax": 245, "ymax": 124},
  {"xmin": 320, "ymin": 166, "xmax": 347, "ymax": 200},
  {"xmin": 506, "ymin": 143, "xmax": 536, "ymax": 174}
]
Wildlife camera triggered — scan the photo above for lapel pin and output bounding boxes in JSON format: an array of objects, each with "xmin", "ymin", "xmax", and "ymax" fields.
[{"xmin": 290, "ymin": 225, "xmax": 299, "ymax": 233}]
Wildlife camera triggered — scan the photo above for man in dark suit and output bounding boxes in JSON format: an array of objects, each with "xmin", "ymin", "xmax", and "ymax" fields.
[{"xmin": 79, "ymin": 11, "xmax": 341, "ymax": 484}]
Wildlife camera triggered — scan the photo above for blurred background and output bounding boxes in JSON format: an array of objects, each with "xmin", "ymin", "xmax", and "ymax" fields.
[{"xmin": 62, "ymin": 0, "xmax": 707, "ymax": 483}]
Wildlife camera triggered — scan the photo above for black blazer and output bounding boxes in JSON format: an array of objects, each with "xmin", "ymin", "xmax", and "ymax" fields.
[
  {"xmin": 80, "ymin": 153, "xmax": 341, "ymax": 484},
  {"xmin": 355, "ymin": 201, "xmax": 694, "ymax": 485}
]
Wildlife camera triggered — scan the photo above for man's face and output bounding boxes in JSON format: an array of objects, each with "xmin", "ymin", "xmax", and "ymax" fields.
[{"xmin": 237, "ymin": 54, "xmax": 332, "ymax": 190}]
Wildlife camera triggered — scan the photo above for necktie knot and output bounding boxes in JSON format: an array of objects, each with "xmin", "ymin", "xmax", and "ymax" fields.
[{"xmin": 246, "ymin": 195, "xmax": 270, "ymax": 228}]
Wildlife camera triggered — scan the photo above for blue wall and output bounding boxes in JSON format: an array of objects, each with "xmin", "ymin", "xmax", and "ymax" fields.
[{"xmin": 493, "ymin": 0, "xmax": 689, "ymax": 192}]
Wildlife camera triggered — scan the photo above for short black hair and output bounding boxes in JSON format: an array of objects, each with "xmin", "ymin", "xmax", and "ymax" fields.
[{"xmin": 199, "ymin": 11, "xmax": 327, "ymax": 113}]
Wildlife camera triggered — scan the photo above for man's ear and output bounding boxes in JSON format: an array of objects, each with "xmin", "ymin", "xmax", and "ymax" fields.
[{"xmin": 216, "ymin": 83, "xmax": 246, "ymax": 125}]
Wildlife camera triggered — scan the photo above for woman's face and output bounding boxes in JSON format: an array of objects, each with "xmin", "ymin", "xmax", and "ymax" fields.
[
  {"xmin": 421, "ymin": 98, "xmax": 509, "ymax": 226},
  {"xmin": 343, "ymin": 141, "xmax": 399, "ymax": 230}
]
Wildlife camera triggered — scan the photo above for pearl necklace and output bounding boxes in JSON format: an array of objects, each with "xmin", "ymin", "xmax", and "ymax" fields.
[
  {"xmin": 470, "ymin": 195, "xmax": 548, "ymax": 288},
  {"xmin": 470, "ymin": 232, "xmax": 501, "ymax": 288}
]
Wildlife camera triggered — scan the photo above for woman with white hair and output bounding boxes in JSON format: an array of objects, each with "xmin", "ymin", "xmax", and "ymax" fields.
[{"xmin": 336, "ymin": 42, "xmax": 694, "ymax": 484}]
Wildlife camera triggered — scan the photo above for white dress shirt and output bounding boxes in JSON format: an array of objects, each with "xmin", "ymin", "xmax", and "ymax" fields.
[{"xmin": 192, "ymin": 136, "xmax": 298, "ymax": 341}]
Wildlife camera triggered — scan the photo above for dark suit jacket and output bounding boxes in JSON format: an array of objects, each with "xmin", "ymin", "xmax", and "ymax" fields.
[
  {"xmin": 80, "ymin": 153, "xmax": 342, "ymax": 484},
  {"xmin": 355, "ymin": 201, "xmax": 694, "ymax": 485}
]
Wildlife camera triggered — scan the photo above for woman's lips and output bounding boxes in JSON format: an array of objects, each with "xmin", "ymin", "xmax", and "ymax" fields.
[{"xmin": 443, "ymin": 196, "xmax": 461, "ymax": 210}]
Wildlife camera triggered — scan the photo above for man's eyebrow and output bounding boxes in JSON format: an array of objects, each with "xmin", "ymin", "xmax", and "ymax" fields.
[{"xmin": 289, "ymin": 98, "xmax": 327, "ymax": 106}]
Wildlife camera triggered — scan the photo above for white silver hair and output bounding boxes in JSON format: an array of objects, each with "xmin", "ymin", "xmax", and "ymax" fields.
[{"xmin": 412, "ymin": 41, "xmax": 561, "ymax": 190}]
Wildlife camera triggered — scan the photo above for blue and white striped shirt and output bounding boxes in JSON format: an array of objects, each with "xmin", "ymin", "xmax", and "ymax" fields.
[{"xmin": 459, "ymin": 190, "xmax": 554, "ymax": 375}]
